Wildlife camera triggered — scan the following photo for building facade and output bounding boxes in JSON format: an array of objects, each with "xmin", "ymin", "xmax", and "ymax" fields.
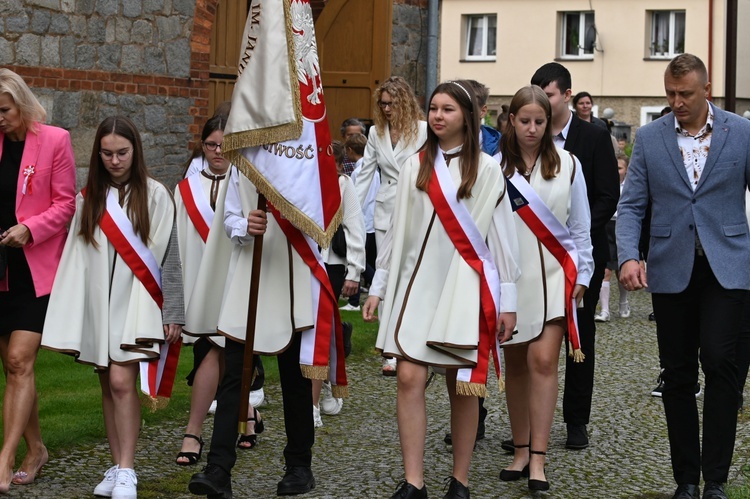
[{"xmin": 439, "ymin": 0, "xmax": 750, "ymax": 138}]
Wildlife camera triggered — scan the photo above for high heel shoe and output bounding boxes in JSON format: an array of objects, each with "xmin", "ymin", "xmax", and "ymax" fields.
[
  {"xmin": 499, "ymin": 444, "xmax": 530, "ymax": 481},
  {"xmin": 175, "ymin": 433, "xmax": 204, "ymax": 466},
  {"xmin": 237, "ymin": 408, "xmax": 264, "ymax": 449},
  {"xmin": 527, "ymin": 449, "xmax": 550, "ymax": 491},
  {"xmin": 12, "ymin": 448, "xmax": 48, "ymax": 486}
]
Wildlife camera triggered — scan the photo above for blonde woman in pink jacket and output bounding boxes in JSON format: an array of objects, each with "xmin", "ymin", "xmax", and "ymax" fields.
[{"xmin": 0, "ymin": 69, "xmax": 76, "ymax": 492}]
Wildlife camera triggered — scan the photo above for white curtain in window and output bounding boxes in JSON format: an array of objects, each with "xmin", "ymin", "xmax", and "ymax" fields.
[
  {"xmin": 652, "ymin": 11, "xmax": 669, "ymax": 55},
  {"xmin": 673, "ymin": 12, "xmax": 686, "ymax": 54},
  {"xmin": 487, "ymin": 16, "xmax": 497, "ymax": 56},
  {"xmin": 468, "ymin": 17, "xmax": 484, "ymax": 56}
]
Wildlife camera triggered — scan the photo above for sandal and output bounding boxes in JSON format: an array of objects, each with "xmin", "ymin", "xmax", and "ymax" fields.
[
  {"xmin": 237, "ymin": 408, "xmax": 264, "ymax": 449},
  {"xmin": 175, "ymin": 433, "xmax": 204, "ymax": 466}
]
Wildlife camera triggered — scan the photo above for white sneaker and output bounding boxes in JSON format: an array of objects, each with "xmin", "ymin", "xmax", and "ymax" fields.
[
  {"xmin": 208, "ymin": 399, "xmax": 217, "ymax": 414},
  {"xmin": 312, "ymin": 405, "xmax": 323, "ymax": 428},
  {"xmin": 339, "ymin": 303, "xmax": 360, "ymax": 312},
  {"xmin": 111, "ymin": 468, "xmax": 137, "ymax": 499},
  {"xmin": 319, "ymin": 382, "xmax": 343, "ymax": 415},
  {"xmin": 594, "ymin": 310, "xmax": 610, "ymax": 322},
  {"xmin": 94, "ymin": 464, "xmax": 119, "ymax": 497},
  {"xmin": 619, "ymin": 303, "xmax": 631, "ymax": 318},
  {"xmin": 249, "ymin": 387, "xmax": 265, "ymax": 408}
]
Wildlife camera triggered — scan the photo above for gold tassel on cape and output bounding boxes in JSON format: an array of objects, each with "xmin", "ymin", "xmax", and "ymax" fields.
[{"xmin": 331, "ymin": 384, "xmax": 349, "ymax": 399}]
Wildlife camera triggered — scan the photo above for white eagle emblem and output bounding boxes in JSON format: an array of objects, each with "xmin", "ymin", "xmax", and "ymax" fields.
[{"xmin": 290, "ymin": 0, "xmax": 322, "ymax": 106}]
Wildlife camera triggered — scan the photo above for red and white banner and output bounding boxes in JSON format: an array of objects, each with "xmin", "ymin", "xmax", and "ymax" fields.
[
  {"xmin": 506, "ymin": 171, "xmax": 583, "ymax": 361},
  {"xmin": 177, "ymin": 174, "xmax": 214, "ymax": 243},
  {"xmin": 139, "ymin": 338, "xmax": 182, "ymax": 406},
  {"xmin": 223, "ymin": 0, "xmax": 341, "ymax": 247},
  {"xmin": 424, "ymin": 150, "xmax": 502, "ymax": 395}
]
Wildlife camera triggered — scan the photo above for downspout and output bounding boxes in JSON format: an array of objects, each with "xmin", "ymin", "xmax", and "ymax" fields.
[
  {"xmin": 708, "ymin": 0, "xmax": 713, "ymax": 99},
  {"xmin": 426, "ymin": 0, "xmax": 439, "ymax": 107}
]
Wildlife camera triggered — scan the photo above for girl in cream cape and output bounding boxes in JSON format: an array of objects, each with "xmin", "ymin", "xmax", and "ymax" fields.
[
  {"xmin": 42, "ymin": 116, "xmax": 184, "ymax": 499},
  {"xmin": 363, "ymin": 81, "xmax": 520, "ymax": 499}
]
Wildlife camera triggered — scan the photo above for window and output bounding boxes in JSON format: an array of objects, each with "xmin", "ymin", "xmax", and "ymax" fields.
[
  {"xmin": 464, "ymin": 14, "xmax": 497, "ymax": 61},
  {"xmin": 650, "ymin": 11, "xmax": 685, "ymax": 58},
  {"xmin": 641, "ymin": 106, "xmax": 667, "ymax": 125},
  {"xmin": 561, "ymin": 12, "xmax": 595, "ymax": 58}
]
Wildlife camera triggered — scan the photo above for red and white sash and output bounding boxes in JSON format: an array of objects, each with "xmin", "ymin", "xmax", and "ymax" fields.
[
  {"xmin": 425, "ymin": 150, "xmax": 502, "ymax": 395},
  {"xmin": 178, "ymin": 173, "xmax": 214, "ymax": 243},
  {"xmin": 506, "ymin": 171, "xmax": 583, "ymax": 361},
  {"xmin": 140, "ymin": 338, "xmax": 182, "ymax": 407},
  {"xmin": 267, "ymin": 203, "xmax": 347, "ymax": 395}
]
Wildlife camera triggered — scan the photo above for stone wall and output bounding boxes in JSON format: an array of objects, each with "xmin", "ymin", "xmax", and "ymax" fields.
[
  {"xmin": 1, "ymin": 0, "xmax": 205, "ymax": 188},
  {"xmin": 392, "ymin": 0, "xmax": 428, "ymax": 103}
]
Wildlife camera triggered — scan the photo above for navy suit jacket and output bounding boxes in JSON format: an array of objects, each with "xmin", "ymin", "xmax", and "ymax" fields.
[{"xmin": 616, "ymin": 104, "xmax": 750, "ymax": 293}]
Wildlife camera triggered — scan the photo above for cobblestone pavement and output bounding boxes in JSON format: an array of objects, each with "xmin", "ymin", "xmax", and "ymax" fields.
[{"xmin": 7, "ymin": 286, "xmax": 750, "ymax": 498}]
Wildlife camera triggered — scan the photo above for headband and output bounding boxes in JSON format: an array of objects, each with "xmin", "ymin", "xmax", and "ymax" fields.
[{"xmin": 451, "ymin": 81, "xmax": 473, "ymax": 103}]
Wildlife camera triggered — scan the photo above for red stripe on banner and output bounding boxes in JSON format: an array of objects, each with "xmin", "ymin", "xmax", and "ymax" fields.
[
  {"xmin": 178, "ymin": 178, "xmax": 210, "ymax": 243},
  {"xmin": 99, "ymin": 210, "xmax": 164, "ymax": 309},
  {"xmin": 267, "ymin": 204, "xmax": 345, "ymax": 385},
  {"xmin": 314, "ymin": 118, "xmax": 341, "ymax": 230},
  {"xmin": 423, "ymin": 155, "xmax": 497, "ymax": 385},
  {"xmin": 515, "ymin": 205, "xmax": 580, "ymax": 350}
]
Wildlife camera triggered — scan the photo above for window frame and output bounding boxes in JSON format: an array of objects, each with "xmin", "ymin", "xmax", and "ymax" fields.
[
  {"xmin": 648, "ymin": 10, "xmax": 686, "ymax": 59},
  {"xmin": 463, "ymin": 14, "xmax": 497, "ymax": 62},
  {"xmin": 559, "ymin": 11, "xmax": 596, "ymax": 60}
]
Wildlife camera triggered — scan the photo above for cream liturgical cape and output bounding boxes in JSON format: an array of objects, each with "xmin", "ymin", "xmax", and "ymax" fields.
[
  {"xmin": 42, "ymin": 180, "xmax": 175, "ymax": 368},
  {"xmin": 174, "ymin": 169, "xmax": 226, "ymax": 345},
  {"xmin": 186, "ymin": 168, "xmax": 314, "ymax": 353},
  {"xmin": 503, "ymin": 150, "xmax": 589, "ymax": 346},
  {"xmin": 373, "ymin": 153, "xmax": 520, "ymax": 367}
]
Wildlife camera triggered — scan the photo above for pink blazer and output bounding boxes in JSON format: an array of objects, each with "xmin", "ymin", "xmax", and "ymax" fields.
[{"xmin": 0, "ymin": 124, "xmax": 76, "ymax": 296}]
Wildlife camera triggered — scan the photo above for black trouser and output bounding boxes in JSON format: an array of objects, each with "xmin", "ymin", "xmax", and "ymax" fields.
[
  {"xmin": 562, "ymin": 254, "xmax": 605, "ymax": 426},
  {"xmin": 737, "ymin": 294, "xmax": 750, "ymax": 406},
  {"xmin": 652, "ymin": 254, "xmax": 746, "ymax": 485},
  {"xmin": 207, "ymin": 335, "xmax": 314, "ymax": 474}
]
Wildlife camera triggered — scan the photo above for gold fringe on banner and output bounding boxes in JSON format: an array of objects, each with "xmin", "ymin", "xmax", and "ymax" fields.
[
  {"xmin": 223, "ymin": 0, "xmax": 303, "ymax": 153},
  {"xmin": 300, "ymin": 364, "xmax": 329, "ymax": 381},
  {"xmin": 498, "ymin": 375, "xmax": 505, "ymax": 394},
  {"xmin": 140, "ymin": 394, "xmax": 170, "ymax": 412},
  {"xmin": 331, "ymin": 384, "xmax": 349, "ymax": 399},
  {"xmin": 456, "ymin": 381, "xmax": 487, "ymax": 398},
  {"xmin": 227, "ymin": 151, "xmax": 344, "ymax": 249}
]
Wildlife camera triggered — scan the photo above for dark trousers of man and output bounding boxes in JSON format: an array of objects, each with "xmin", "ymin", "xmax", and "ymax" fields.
[
  {"xmin": 652, "ymin": 254, "xmax": 746, "ymax": 485},
  {"xmin": 208, "ymin": 334, "xmax": 314, "ymax": 475},
  {"xmin": 562, "ymin": 253, "xmax": 606, "ymax": 426}
]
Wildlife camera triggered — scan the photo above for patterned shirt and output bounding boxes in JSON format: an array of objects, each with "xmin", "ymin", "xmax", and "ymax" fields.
[{"xmin": 675, "ymin": 103, "xmax": 714, "ymax": 192}]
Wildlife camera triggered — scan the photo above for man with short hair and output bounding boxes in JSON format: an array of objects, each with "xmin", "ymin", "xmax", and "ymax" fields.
[
  {"xmin": 530, "ymin": 63, "xmax": 620, "ymax": 450},
  {"xmin": 617, "ymin": 53, "xmax": 750, "ymax": 499}
]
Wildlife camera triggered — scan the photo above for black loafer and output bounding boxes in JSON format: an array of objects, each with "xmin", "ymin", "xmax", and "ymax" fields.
[
  {"xmin": 672, "ymin": 483, "xmax": 700, "ymax": 499},
  {"xmin": 702, "ymin": 482, "xmax": 727, "ymax": 499},
  {"xmin": 391, "ymin": 480, "xmax": 428, "ymax": 499},
  {"xmin": 565, "ymin": 424, "xmax": 589, "ymax": 449},
  {"xmin": 188, "ymin": 463, "xmax": 233, "ymax": 498},
  {"xmin": 443, "ymin": 476, "xmax": 470, "ymax": 498},
  {"xmin": 277, "ymin": 466, "xmax": 315, "ymax": 496}
]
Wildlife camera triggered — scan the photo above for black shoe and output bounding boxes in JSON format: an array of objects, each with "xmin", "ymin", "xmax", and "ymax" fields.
[
  {"xmin": 390, "ymin": 480, "xmax": 428, "ymax": 499},
  {"xmin": 672, "ymin": 484, "xmax": 700, "ymax": 499},
  {"xmin": 702, "ymin": 481, "xmax": 727, "ymax": 499},
  {"xmin": 276, "ymin": 466, "xmax": 315, "ymax": 496},
  {"xmin": 527, "ymin": 449, "xmax": 549, "ymax": 491},
  {"xmin": 648, "ymin": 312, "xmax": 656, "ymax": 321},
  {"xmin": 651, "ymin": 371, "xmax": 665, "ymax": 397},
  {"xmin": 500, "ymin": 439, "xmax": 515, "ymax": 453},
  {"xmin": 342, "ymin": 322, "xmax": 353, "ymax": 357},
  {"xmin": 189, "ymin": 464, "xmax": 233, "ymax": 498},
  {"xmin": 565, "ymin": 424, "xmax": 589, "ymax": 449},
  {"xmin": 499, "ymin": 464, "xmax": 529, "ymax": 482},
  {"xmin": 443, "ymin": 476, "xmax": 470, "ymax": 498}
]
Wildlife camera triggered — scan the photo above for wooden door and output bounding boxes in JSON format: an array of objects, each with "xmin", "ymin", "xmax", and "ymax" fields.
[
  {"xmin": 209, "ymin": 1, "xmax": 251, "ymax": 114},
  {"xmin": 315, "ymin": 0, "xmax": 392, "ymax": 139}
]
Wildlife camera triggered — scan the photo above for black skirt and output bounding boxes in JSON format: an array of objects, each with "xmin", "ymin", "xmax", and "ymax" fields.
[{"xmin": 0, "ymin": 247, "xmax": 50, "ymax": 335}]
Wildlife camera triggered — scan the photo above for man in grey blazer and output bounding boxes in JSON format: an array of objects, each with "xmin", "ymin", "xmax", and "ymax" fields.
[{"xmin": 617, "ymin": 53, "xmax": 750, "ymax": 499}]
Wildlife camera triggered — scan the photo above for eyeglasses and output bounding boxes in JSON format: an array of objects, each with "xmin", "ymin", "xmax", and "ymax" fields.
[
  {"xmin": 100, "ymin": 149, "xmax": 133, "ymax": 162},
  {"xmin": 203, "ymin": 141, "xmax": 223, "ymax": 151},
  {"xmin": 377, "ymin": 100, "xmax": 394, "ymax": 110}
]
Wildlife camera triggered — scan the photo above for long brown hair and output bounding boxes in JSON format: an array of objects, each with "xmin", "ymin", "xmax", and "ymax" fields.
[
  {"xmin": 416, "ymin": 80, "xmax": 480, "ymax": 199},
  {"xmin": 372, "ymin": 76, "xmax": 424, "ymax": 145},
  {"xmin": 182, "ymin": 114, "xmax": 228, "ymax": 177},
  {"xmin": 500, "ymin": 85, "xmax": 560, "ymax": 180},
  {"xmin": 80, "ymin": 116, "xmax": 152, "ymax": 246}
]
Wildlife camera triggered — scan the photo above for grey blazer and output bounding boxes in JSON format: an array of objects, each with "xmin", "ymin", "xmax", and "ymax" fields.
[{"xmin": 616, "ymin": 104, "xmax": 750, "ymax": 293}]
